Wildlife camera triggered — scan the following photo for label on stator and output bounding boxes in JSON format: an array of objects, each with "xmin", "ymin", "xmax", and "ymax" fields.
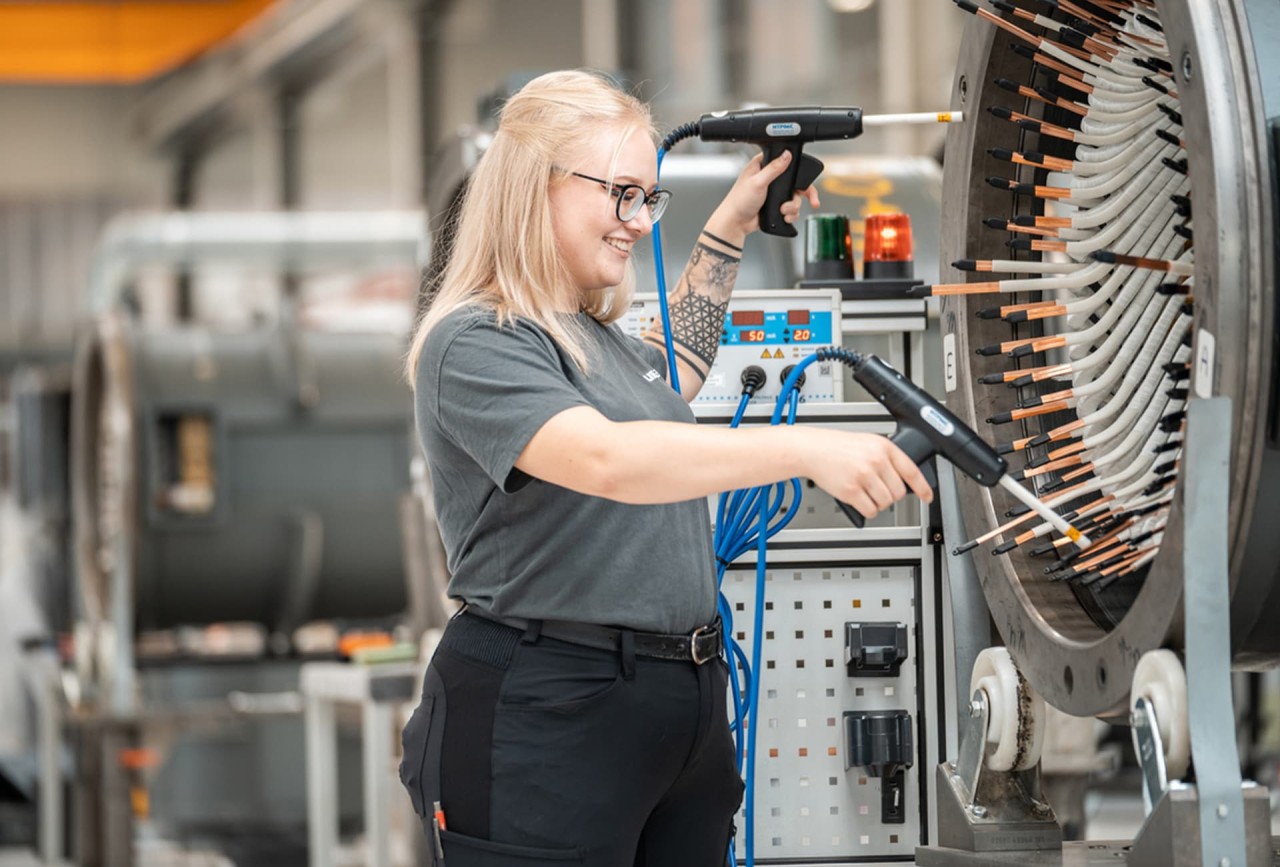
[{"xmin": 623, "ymin": 289, "xmax": 843, "ymax": 404}]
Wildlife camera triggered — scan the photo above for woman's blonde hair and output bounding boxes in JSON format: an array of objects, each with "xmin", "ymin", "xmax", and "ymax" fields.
[{"xmin": 405, "ymin": 69, "xmax": 655, "ymax": 383}]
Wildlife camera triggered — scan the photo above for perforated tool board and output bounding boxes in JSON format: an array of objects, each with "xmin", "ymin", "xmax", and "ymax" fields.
[{"xmin": 721, "ymin": 528, "xmax": 943, "ymax": 865}]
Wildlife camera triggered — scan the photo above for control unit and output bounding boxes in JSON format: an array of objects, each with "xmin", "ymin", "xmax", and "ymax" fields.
[{"xmin": 623, "ymin": 289, "xmax": 843, "ymax": 404}]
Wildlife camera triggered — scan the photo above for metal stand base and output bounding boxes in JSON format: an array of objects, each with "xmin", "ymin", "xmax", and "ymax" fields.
[
  {"xmin": 935, "ymin": 762, "xmax": 1063, "ymax": 853},
  {"xmin": 917, "ymin": 838, "xmax": 1280, "ymax": 867},
  {"xmin": 933, "ymin": 688, "xmax": 1062, "ymax": 854},
  {"xmin": 919, "ymin": 779, "xmax": 1276, "ymax": 866},
  {"xmin": 1127, "ymin": 782, "xmax": 1274, "ymax": 867}
]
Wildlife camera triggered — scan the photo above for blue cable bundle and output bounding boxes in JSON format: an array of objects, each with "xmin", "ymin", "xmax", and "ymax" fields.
[
  {"xmin": 713, "ymin": 356, "xmax": 830, "ymax": 866},
  {"xmin": 714, "ymin": 387, "xmax": 802, "ymax": 867}
]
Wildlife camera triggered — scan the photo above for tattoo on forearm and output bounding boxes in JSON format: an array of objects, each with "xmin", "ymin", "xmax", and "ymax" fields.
[
  {"xmin": 665, "ymin": 291, "xmax": 728, "ymax": 368},
  {"xmin": 687, "ymin": 241, "xmax": 740, "ymax": 304},
  {"xmin": 641, "ymin": 232, "xmax": 742, "ymax": 384}
]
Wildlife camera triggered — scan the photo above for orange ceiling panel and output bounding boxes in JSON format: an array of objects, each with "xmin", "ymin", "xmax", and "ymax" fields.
[{"xmin": 0, "ymin": 1, "xmax": 280, "ymax": 84}]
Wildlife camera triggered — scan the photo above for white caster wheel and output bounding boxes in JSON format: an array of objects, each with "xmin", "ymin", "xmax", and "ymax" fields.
[
  {"xmin": 970, "ymin": 647, "xmax": 1047, "ymax": 772},
  {"xmin": 1130, "ymin": 649, "xmax": 1190, "ymax": 780}
]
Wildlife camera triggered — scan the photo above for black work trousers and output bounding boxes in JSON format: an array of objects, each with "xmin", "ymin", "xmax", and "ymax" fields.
[{"xmin": 400, "ymin": 611, "xmax": 744, "ymax": 866}]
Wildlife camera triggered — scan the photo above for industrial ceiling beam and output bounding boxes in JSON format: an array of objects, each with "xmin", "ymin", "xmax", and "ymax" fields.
[{"xmin": 131, "ymin": 0, "xmax": 421, "ymax": 154}]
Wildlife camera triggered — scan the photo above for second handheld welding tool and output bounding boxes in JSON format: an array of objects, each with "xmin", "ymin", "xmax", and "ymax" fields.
[
  {"xmin": 837, "ymin": 352, "xmax": 1001, "ymax": 526},
  {"xmin": 669, "ymin": 106, "xmax": 863, "ymax": 237},
  {"xmin": 815, "ymin": 350, "xmax": 1091, "ymax": 549}
]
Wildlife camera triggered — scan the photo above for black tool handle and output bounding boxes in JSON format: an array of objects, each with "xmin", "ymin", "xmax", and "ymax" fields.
[
  {"xmin": 853, "ymin": 354, "xmax": 1006, "ymax": 486},
  {"xmin": 836, "ymin": 426, "xmax": 938, "ymax": 529},
  {"xmin": 758, "ymin": 145, "xmax": 824, "ymax": 237}
]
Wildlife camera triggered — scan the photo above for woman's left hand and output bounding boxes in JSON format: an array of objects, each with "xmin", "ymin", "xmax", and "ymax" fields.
[{"xmin": 704, "ymin": 150, "xmax": 822, "ymax": 245}]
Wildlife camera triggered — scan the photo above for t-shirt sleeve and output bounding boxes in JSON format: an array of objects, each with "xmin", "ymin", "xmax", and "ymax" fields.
[
  {"xmin": 634, "ymin": 334, "xmax": 671, "ymax": 382},
  {"xmin": 420, "ymin": 315, "xmax": 589, "ymax": 492}
]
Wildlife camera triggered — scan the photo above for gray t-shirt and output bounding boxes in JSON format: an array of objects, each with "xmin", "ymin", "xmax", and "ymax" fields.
[{"xmin": 415, "ymin": 306, "xmax": 717, "ymax": 633}]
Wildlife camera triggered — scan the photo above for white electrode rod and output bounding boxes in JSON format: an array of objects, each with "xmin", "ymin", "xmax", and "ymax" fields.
[
  {"xmin": 999, "ymin": 475, "xmax": 1093, "ymax": 549},
  {"xmin": 862, "ymin": 111, "xmax": 964, "ymax": 126}
]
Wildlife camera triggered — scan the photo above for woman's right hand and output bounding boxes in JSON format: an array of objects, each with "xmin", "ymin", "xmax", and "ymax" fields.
[
  {"xmin": 797, "ymin": 429, "xmax": 934, "ymax": 520},
  {"xmin": 514, "ymin": 406, "xmax": 937, "ymax": 509}
]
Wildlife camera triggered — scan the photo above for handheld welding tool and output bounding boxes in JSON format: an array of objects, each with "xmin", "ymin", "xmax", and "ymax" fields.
[
  {"xmin": 696, "ymin": 106, "xmax": 863, "ymax": 237},
  {"xmin": 833, "ymin": 352, "xmax": 1091, "ymax": 548},
  {"xmin": 680, "ymin": 107, "xmax": 963, "ymax": 237}
]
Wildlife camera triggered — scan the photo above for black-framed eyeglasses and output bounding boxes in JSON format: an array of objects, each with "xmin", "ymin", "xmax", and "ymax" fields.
[{"xmin": 566, "ymin": 171, "xmax": 672, "ymax": 222}]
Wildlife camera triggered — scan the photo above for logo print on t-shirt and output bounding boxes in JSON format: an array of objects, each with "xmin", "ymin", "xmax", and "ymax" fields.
[{"xmin": 642, "ymin": 369, "xmax": 661, "ymax": 383}]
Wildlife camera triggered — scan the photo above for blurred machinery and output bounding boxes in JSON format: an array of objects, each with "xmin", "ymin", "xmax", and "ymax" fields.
[
  {"xmin": 23, "ymin": 210, "xmax": 441, "ymax": 866},
  {"xmin": 0, "ymin": 366, "xmax": 73, "ymax": 844},
  {"xmin": 8, "ymin": 368, "xmax": 74, "ymax": 640},
  {"xmin": 918, "ymin": 0, "xmax": 1280, "ymax": 864},
  {"xmin": 73, "ymin": 312, "xmax": 413, "ymax": 704}
]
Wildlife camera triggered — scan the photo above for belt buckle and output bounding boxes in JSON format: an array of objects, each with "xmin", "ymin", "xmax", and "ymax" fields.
[{"xmin": 689, "ymin": 624, "xmax": 718, "ymax": 665}]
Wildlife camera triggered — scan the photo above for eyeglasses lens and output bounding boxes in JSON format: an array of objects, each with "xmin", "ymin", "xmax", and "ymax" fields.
[{"xmin": 617, "ymin": 189, "xmax": 669, "ymax": 222}]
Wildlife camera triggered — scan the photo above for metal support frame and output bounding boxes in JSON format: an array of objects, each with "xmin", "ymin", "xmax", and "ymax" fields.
[
  {"xmin": 300, "ymin": 661, "xmax": 418, "ymax": 867},
  {"xmin": 66, "ymin": 717, "xmax": 136, "ymax": 867},
  {"xmin": 1127, "ymin": 783, "xmax": 1273, "ymax": 867},
  {"xmin": 1130, "ymin": 696, "xmax": 1167, "ymax": 815},
  {"xmin": 1179, "ymin": 397, "xmax": 1247, "ymax": 866},
  {"xmin": 304, "ymin": 692, "xmax": 337, "ymax": 867},
  {"xmin": 937, "ymin": 462, "xmax": 994, "ymax": 750},
  {"xmin": 1123, "ymin": 396, "xmax": 1259, "ymax": 867},
  {"xmin": 35, "ymin": 652, "xmax": 62, "ymax": 865}
]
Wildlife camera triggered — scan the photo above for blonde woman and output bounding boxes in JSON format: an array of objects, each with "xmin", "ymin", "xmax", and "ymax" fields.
[{"xmin": 399, "ymin": 70, "xmax": 931, "ymax": 866}]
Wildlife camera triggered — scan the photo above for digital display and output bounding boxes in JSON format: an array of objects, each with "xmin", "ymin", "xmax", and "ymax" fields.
[
  {"xmin": 792, "ymin": 329, "xmax": 812, "ymax": 342},
  {"xmin": 732, "ymin": 310, "xmax": 765, "ymax": 326},
  {"xmin": 787, "ymin": 309, "xmax": 810, "ymax": 325},
  {"xmin": 741, "ymin": 330, "xmax": 767, "ymax": 342}
]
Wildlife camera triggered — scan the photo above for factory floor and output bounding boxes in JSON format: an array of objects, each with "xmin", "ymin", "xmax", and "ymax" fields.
[
  {"xmin": 0, "ymin": 853, "xmax": 57, "ymax": 867},
  {"xmin": 0, "ymin": 854, "xmax": 44, "ymax": 867},
  {"xmin": 0, "ymin": 789, "xmax": 1272, "ymax": 867}
]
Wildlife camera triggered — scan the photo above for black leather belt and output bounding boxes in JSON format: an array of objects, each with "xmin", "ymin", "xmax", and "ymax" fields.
[{"xmin": 463, "ymin": 607, "xmax": 722, "ymax": 665}]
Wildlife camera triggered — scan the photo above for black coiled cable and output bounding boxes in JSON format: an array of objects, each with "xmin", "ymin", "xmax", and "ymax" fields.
[
  {"xmin": 814, "ymin": 346, "xmax": 863, "ymax": 368},
  {"xmin": 660, "ymin": 120, "xmax": 702, "ymax": 154}
]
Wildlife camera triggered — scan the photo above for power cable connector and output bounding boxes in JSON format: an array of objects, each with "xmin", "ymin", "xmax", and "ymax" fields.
[
  {"xmin": 740, "ymin": 365, "xmax": 767, "ymax": 397},
  {"xmin": 779, "ymin": 364, "xmax": 806, "ymax": 390}
]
